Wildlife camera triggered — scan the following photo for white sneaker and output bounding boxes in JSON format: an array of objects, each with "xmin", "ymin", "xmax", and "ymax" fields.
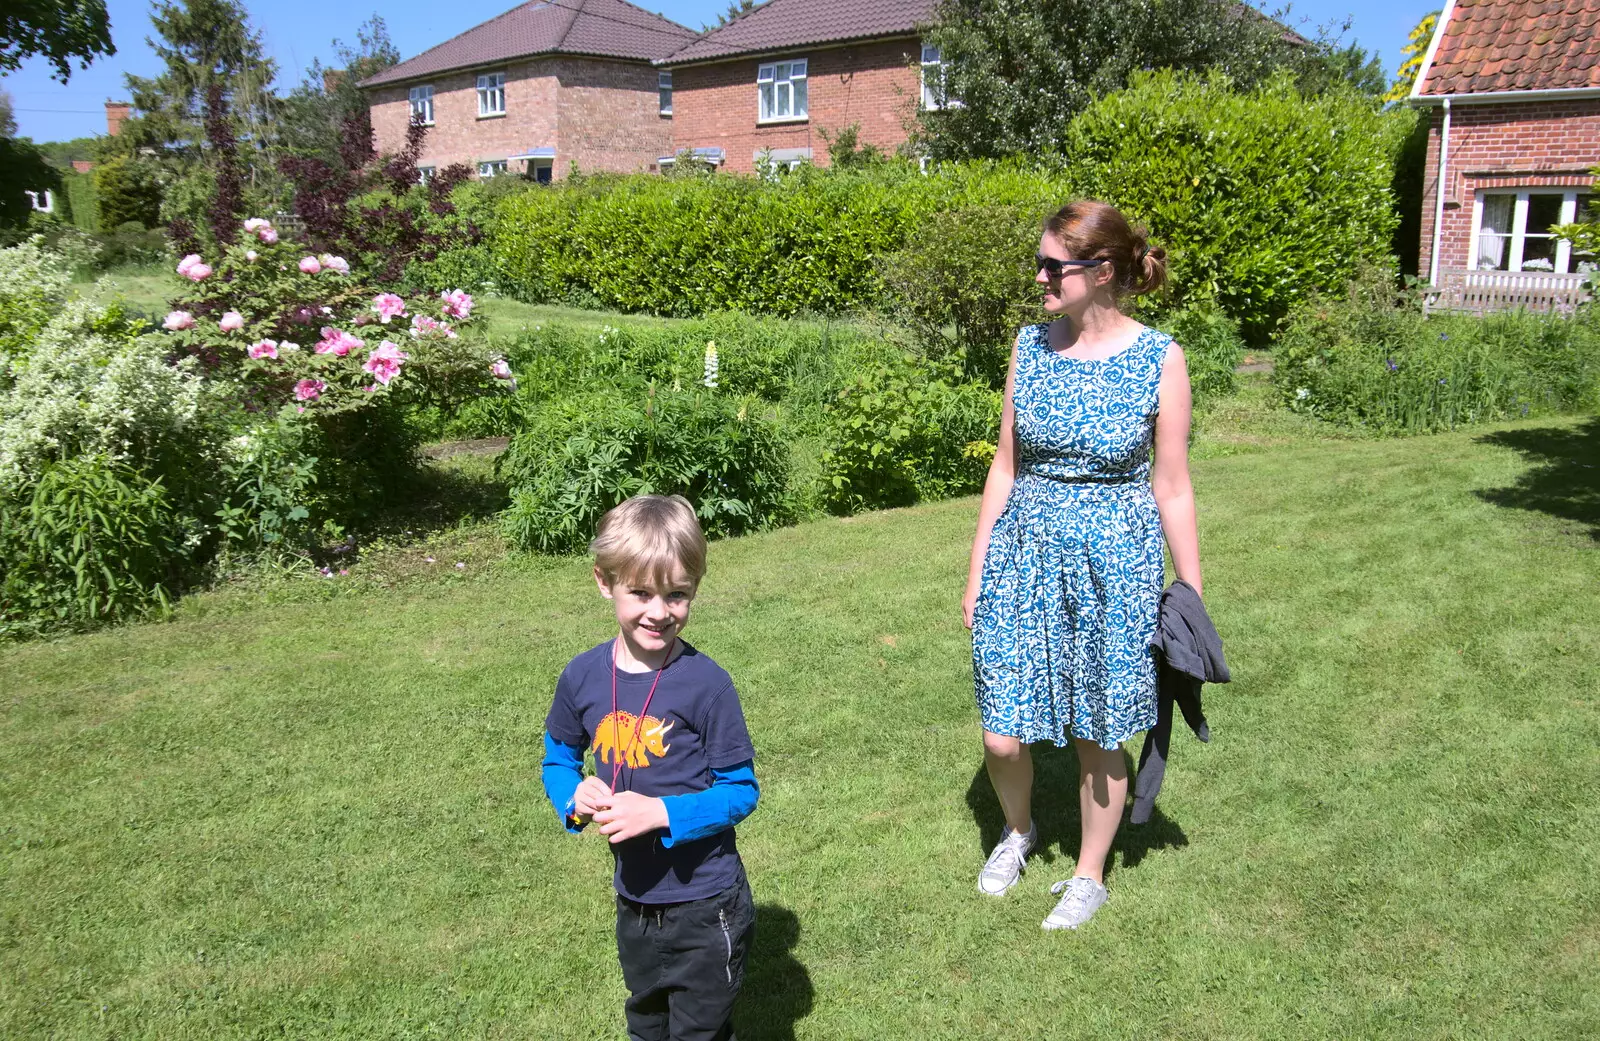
[
  {"xmin": 977, "ymin": 822, "xmax": 1037, "ymax": 896},
  {"xmin": 1042, "ymin": 876, "xmax": 1108, "ymax": 930}
]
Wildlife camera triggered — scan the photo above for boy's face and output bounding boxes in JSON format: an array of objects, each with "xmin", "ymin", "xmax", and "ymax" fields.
[{"xmin": 594, "ymin": 566, "xmax": 698, "ymax": 656}]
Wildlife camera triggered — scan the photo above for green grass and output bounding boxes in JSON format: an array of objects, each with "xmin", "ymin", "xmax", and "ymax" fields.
[{"xmin": 3, "ymin": 416, "xmax": 1598, "ymax": 1039}]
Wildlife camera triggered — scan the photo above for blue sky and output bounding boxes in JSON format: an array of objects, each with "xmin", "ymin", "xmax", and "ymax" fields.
[{"xmin": 3, "ymin": 0, "xmax": 1439, "ymax": 143}]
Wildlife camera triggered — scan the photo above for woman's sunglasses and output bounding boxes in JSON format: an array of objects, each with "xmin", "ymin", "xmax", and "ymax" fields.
[{"xmin": 1035, "ymin": 254, "xmax": 1106, "ymax": 277}]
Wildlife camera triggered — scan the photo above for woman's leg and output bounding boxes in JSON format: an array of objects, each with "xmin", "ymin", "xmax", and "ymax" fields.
[
  {"xmin": 1072, "ymin": 738, "xmax": 1128, "ymax": 883},
  {"xmin": 983, "ymin": 731, "xmax": 1034, "ymax": 835}
]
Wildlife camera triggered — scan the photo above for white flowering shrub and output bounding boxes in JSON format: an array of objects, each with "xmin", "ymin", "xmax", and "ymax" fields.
[
  {"xmin": 0, "ymin": 299, "xmax": 212, "ymax": 493},
  {"xmin": 0, "ymin": 236, "xmax": 73, "ymax": 367}
]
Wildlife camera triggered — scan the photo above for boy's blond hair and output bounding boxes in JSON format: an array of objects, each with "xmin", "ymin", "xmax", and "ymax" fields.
[{"xmin": 590, "ymin": 494, "xmax": 707, "ymax": 588}]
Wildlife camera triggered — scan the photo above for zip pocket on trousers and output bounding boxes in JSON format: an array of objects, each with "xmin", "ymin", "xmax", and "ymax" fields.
[{"xmin": 718, "ymin": 908, "xmax": 733, "ymax": 984}]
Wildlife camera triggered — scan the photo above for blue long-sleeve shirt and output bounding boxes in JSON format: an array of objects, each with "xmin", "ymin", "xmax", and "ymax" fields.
[{"xmin": 540, "ymin": 732, "xmax": 759, "ymax": 846}]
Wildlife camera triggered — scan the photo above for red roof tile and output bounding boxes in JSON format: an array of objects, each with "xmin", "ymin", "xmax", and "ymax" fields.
[
  {"xmin": 361, "ymin": 0, "xmax": 698, "ymax": 87},
  {"xmin": 661, "ymin": 0, "xmax": 936, "ymax": 66},
  {"xmin": 1418, "ymin": 0, "xmax": 1600, "ymax": 94}
]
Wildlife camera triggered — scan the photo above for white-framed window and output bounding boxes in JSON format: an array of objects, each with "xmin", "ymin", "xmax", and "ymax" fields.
[
  {"xmin": 477, "ymin": 72, "xmax": 506, "ymax": 117},
  {"xmin": 921, "ymin": 44, "xmax": 949, "ymax": 110},
  {"xmin": 658, "ymin": 71, "xmax": 673, "ymax": 115},
  {"xmin": 478, "ymin": 160, "xmax": 508, "ymax": 178},
  {"xmin": 1471, "ymin": 189, "xmax": 1592, "ymax": 273},
  {"xmin": 757, "ymin": 59, "xmax": 807, "ymax": 122},
  {"xmin": 417, "ymin": 165, "xmax": 436, "ymax": 185},
  {"xmin": 408, "ymin": 85, "xmax": 435, "ymax": 124}
]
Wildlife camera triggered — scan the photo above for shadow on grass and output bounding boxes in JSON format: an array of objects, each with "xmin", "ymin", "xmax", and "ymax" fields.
[
  {"xmin": 739, "ymin": 903, "xmax": 814, "ymax": 1041},
  {"xmin": 1474, "ymin": 417, "xmax": 1600, "ymax": 541},
  {"xmin": 965, "ymin": 742, "xmax": 1189, "ymax": 879}
]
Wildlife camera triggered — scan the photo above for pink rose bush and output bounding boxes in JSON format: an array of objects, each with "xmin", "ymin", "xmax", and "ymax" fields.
[
  {"xmin": 490, "ymin": 358, "xmax": 513, "ymax": 381},
  {"xmin": 158, "ymin": 226, "xmax": 496, "ymax": 419}
]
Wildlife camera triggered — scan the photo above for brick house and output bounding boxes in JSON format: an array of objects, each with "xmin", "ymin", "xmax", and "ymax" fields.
[
  {"xmin": 1411, "ymin": 0, "xmax": 1598, "ymax": 310},
  {"xmin": 360, "ymin": 0, "xmax": 699, "ymax": 181},
  {"xmin": 658, "ymin": 0, "xmax": 942, "ymax": 174}
]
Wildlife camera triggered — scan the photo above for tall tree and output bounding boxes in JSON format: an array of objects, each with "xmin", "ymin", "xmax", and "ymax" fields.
[
  {"xmin": 918, "ymin": 0, "xmax": 1321, "ymax": 159},
  {"xmin": 1384, "ymin": 11, "xmax": 1439, "ymax": 103},
  {"xmin": 1, "ymin": 0, "xmax": 115, "ymax": 82},
  {"xmin": 1299, "ymin": 41, "xmax": 1387, "ymax": 99},
  {"xmin": 118, "ymin": 0, "xmax": 277, "ymax": 161},
  {"xmin": 277, "ymin": 16, "xmax": 399, "ymax": 164},
  {"xmin": 0, "ymin": 89, "xmax": 16, "ymax": 138}
]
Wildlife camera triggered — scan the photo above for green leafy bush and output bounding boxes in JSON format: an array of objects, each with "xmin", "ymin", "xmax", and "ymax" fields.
[
  {"xmin": 1, "ymin": 455, "xmax": 187, "ymax": 629},
  {"xmin": 93, "ymin": 157, "xmax": 163, "ymax": 230},
  {"xmin": 62, "ymin": 171, "xmax": 100, "ymax": 233},
  {"xmin": 1062, "ymin": 70, "xmax": 1407, "ymax": 344},
  {"xmin": 1152, "ymin": 301, "xmax": 1246, "ymax": 405},
  {"xmin": 879, "ymin": 203, "xmax": 1044, "ymax": 386},
  {"xmin": 818, "ymin": 359, "xmax": 1002, "ymax": 514},
  {"xmin": 1274, "ymin": 266, "xmax": 1600, "ymax": 434},
  {"xmin": 0, "ymin": 237, "xmax": 73, "ymax": 366},
  {"xmin": 501, "ymin": 388, "xmax": 793, "ymax": 554}
]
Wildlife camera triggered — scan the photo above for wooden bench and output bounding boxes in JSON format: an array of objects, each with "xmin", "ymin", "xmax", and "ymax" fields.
[{"xmin": 1425, "ymin": 270, "xmax": 1593, "ymax": 316}]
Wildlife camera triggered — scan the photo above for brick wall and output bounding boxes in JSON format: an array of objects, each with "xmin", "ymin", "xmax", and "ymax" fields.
[
  {"xmin": 1417, "ymin": 97, "xmax": 1600, "ymax": 278},
  {"xmin": 668, "ymin": 37, "xmax": 923, "ymax": 173},
  {"xmin": 368, "ymin": 56, "xmax": 671, "ymax": 180}
]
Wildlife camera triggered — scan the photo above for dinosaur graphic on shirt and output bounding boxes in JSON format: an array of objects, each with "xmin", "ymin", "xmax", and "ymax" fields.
[{"xmin": 592, "ymin": 711, "xmax": 674, "ymax": 769}]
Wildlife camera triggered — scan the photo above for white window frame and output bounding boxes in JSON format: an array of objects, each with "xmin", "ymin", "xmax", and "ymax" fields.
[
  {"xmin": 417, "ymin": 165, "xmax": 436, "ymax": 185},
  {"xmin": 408, "ymin": 85, "xmax": 435, "ymax": 125},
  {"xmin": 1468, "ymin": 189, "xmax": 1589, "ymax": 273},
  {"xmin": 920, "ymin": 44, "xmax": 951, "ymax": 110},
  {"xmin": 757, "ymin": 59, "xmax": 808, "ymax": 123},
  {"xmin": 477, "ymin": 72, "xmax": 506, "ymax": 117},
  {"xmin": 658, "ymin": 71, "xmax": 673, "ymax": 115},
  {"xmin": 477, "ymin": 160, "xmax": 508, "ymax": 178}
]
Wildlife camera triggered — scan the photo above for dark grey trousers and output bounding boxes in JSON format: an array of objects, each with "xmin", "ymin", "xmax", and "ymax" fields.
[{"xmin": 615, "ymin": 874, "xmax": 755, "ymax": 1041}]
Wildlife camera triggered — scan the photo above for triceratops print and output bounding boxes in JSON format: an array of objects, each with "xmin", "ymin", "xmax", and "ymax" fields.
[{"xmin": 592, "ymin": 711, "xmax": 674, "ymax": 769}]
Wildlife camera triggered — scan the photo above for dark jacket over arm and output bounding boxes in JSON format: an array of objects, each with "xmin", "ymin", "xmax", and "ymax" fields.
[{"xmin": 1132, "ymin": 580, "xmax": 1229, "ymax": 825}]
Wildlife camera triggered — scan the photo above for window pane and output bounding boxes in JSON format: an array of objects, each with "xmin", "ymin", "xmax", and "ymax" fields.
[
  {"xmin": 776, "ymin": 81, "xmax": 790, "ymax": 117},
  {"xmin": 792, "ymin": 59, "xmax": 806, "ymax": 77},
  {"xmin": 659, "ymin": 71, "xmax": 671, "ymax": 88},
  {"xmin": 1478, "ymin": 235, "xmax": 1511, "ymax": 270},
  {"xmin": 922, "ymin": 43, "xmax": 940, "ymax": 64},
  {"xmin": 1521, "ymin": 235, "xmax": 1557, "ymax": 270},
  {"xmin": 1479, "ymin": 194, "xmax": 1514, "ymax": 236},
  {"xmin": 1526, "ymin": 193, "xmax": 1563, "ymax": 235},
  {"xmin": 757, "ymin": 65, "xmax": 773, "ymax": 83},
  {"xmin": 759, "ymin": 81, "xmax": 774, "ymax": 120},
  {"xmin": 792, "ymin": 76, "xmax": 807, "ymax": 117}
]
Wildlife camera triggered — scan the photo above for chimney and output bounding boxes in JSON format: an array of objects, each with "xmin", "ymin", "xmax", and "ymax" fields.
[
  {"xmin": 105, "ymin": 101, "xmax": 132, "ymax": 136},
  {"xmin": 323, "ymin": 69, "xmax": 346, "ymax": 94}
]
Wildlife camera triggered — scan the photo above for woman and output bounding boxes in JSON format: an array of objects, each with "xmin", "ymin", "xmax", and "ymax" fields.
[{"xmin": 963, "ymin": 200, "xmax": 1202, "ymax": 930}]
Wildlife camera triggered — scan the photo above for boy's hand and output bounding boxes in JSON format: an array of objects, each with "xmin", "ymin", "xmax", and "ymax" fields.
[
  {"xmin": 572, "ymin": 776, "xmax": 614, "ymax": 823},
  {"xmin": 592, "ymin": 792, "xmax": 669, "ymax": 844}
]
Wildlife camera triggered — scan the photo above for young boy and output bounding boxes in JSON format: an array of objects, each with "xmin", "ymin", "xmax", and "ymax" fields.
[{"xmin": 541, "ymin": 494, "xmax": 759, "ymax": 1041}]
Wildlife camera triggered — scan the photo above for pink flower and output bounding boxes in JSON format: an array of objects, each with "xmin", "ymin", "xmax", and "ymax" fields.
[
  {"xmin": 490, "ymin": 359, "xmax": 514, "ymax": 380},
  {"xmin": 245, "ymin": 249, "xmax": 259, "ymax": 262},
  {"xmin": 257, "ymin": 227, "xmax": 279, "ymax": 244},
  {"xmin": 293, "ymin": 378, "xmax": 325, "ymax": 402},
  {"xmin": 248, "ymin": 339, "xmax": 278, "ymax": 360},
  {"xmin": 176, "ymin": 254, "xmax": 202, "ymax": 277},
  {"xmin": 185, "ymin": 263, "xmax": 213, "ymax": 282},
  {"xmin": 219, "ymin": 311, "xmax": 245, "ymax": 333},
  {"xmin": 243, "ymin": 217, "xmax": 271, "ymax": 233},
  {"xmin": 319, "ymin": 254, "xmax": 350, "ymax": 276},
  {"xmin": 298, "ymin": 256, "xmax": 322, "ymax": 274},
  {"xmin": 163, "ymin": 310, "xmax": 195, "ymax": 331},
  {"xmin": 363, "ymin": 340, "xmax": 408, "ymax": 386},
  {"xmin": 440, "ymin": 289, "xmax": 474, "ymax": 319},
  {"xmin": 372, "ymin": 293, "xmax": 407, "ymax": 324},
  {"xmin": 315, "ymin": 327, "xmax": 363, "ymax": 356},
  {"xmin": 410, "ymin": 314, "xmax": 456, "ymax": 339}
]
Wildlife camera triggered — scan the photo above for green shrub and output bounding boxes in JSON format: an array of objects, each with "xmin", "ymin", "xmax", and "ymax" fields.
[
  {"xmin": 93, "ymin": 221, "xmax": 169, "ymax": 269},
  {"xmin": 0, "ymin": 237, "xmax": 73, "ymax": 366},
  {"xmin": 879, "ymin": 203, "xmax": 1045, "ymax": 386},
  {"xmin": 1274, "ymin": 266, "xmax": 1600, "ymax": 434},
  {"xmin": 818, "ymin": 359, "xmax": 1002, "ymax": 514},
  {"xmin": 501, "ymin": 388, "xmax": 793, "ymax": 554},
  {"xmin": 0, "ymin": 455, "xmax": 186, "ymax": 628},
  {"xmin": 1152, "ymin": 301, "xmax": 1246, "ymax": 405},
  {"xmin": 63, "ymin": 170, "xmax": 100, "ymax": 233},
  {"xmin": 213, "ymin": 417, "xmax": 320, "ymax": 554},
  {"xmin": 94, "ymin": 157, "xmax": 162, "ymax": 230},
  {"xmin": 1062, "ymin": 70, "xmax": 1408, "ymax": 344}
]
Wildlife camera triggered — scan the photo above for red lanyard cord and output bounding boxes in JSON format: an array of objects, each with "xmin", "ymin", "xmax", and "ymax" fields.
[{"xmin": 609, "ymin": 636, "xmax": 676, "ymax": 792}]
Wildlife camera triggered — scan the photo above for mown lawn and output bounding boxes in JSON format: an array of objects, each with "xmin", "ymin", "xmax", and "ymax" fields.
[{"xmin": 3, "ymin": 416, "xmax": 1597, "ymax": 1039}]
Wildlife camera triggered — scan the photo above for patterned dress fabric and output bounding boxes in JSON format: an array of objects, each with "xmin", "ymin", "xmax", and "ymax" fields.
[{"xmin": 972, "ymin": 323, "xmax": 1172, "ymax": 750}]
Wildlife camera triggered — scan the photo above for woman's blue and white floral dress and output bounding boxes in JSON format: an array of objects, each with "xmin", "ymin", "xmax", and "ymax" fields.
[{"xmin": 972, "ymin": 323, "xmax": 1172, "ymax": 750}]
